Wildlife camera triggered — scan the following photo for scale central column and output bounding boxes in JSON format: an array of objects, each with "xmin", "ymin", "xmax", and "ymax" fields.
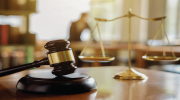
[
  {"xmin": 128, "ymin": 9, "xmax": 132, "ymax": 69},
  {"xmin": 114, "ymin": 9, "xmax": 148, "ymax": 80}
]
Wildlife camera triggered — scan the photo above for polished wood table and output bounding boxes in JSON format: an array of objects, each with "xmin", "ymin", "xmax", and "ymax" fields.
[{"xmin": 0, "ymin": 66, "xmax": 180, "ymax": 100}]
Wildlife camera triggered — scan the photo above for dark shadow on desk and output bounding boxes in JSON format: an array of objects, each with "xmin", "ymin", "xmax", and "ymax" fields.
[{"xmin": 15, "ymin": 89, "xmax": 97, "ymax": 100}]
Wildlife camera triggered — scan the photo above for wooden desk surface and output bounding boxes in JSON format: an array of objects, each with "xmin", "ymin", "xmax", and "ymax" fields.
[{"xmin": 0, "ymin": 66, "xmax": 180, "ymax": 100}]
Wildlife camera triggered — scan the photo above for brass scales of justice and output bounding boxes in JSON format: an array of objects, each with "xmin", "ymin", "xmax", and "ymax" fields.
[{"xmin": 78, "ymin": 8, "xmax": 179, "ymax": 80}]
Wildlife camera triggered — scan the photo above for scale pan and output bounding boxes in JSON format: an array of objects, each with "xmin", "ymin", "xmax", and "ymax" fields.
[
  {"xmin": 78, "ymin": 56, "xmax": 115, "ymax": 62},
  {"xmin": 142, "ymin": 56, "xmax": 180, "ymax": 61}
]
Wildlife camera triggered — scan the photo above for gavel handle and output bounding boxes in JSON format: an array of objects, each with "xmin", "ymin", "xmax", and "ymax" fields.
[{"xmin": 0, "ymin": 58, "xmax": 49, "ymax": 77}]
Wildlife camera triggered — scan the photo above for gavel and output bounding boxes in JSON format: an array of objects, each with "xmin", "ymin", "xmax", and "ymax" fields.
[{"xmin": 0, "ymin": 39, "xmax": 77, "ymax": 77}]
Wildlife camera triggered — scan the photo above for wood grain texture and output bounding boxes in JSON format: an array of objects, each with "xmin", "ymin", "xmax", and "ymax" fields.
[{"xmin": 0, "ymin": 66, "xmax": 180, "ymax": 100}]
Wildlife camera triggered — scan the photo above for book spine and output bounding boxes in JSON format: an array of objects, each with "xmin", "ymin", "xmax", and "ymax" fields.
[
  {"xmin": 8, "ymin": 26, "xmax": 20, "ymax": 44},
  {"xmin": 26, "ymin": 0, "xmax": 36, "ymax": 11},
  {"xmin": 1, "ymin": 25, "xmax": 9, "ymax": 45},
  {"xmin": 0, "ymin": 0, "xmax": 5, "ymax": 10},
  {"xmin": 8, "ymin": 0, "xmax": 18, "ymax": 10},
  {"xmin": 1, "ymin": 51, "xmax": 10, "ymax": 69},
  {"xmin": 0, "ymin": 0, "xmax": 9, "ymax": 10}
]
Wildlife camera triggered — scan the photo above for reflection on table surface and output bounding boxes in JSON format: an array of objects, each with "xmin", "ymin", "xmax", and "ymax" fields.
[{"xmin": 0, "ymin": 66, "xmax": 180, "ymax": 100}]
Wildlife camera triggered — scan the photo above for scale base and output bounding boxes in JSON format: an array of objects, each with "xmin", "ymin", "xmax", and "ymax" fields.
[
  {"xmin": 16, "ymin": 70, "xmax": 97, "ymax": 94},
  {"xmin": 114, "ymin": 68, "xmax": 148, "ymax": 80}
]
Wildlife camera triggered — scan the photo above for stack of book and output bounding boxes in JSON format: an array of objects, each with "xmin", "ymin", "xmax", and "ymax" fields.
[
  {"xmin": 0, "ymin": 47, "xmax": 26, "ymax": 70},
  {"xmin": 0, "ymin": 0, "xmax": 36, "ymax": 11},
  {"xmin": 0, "ymin": 25, "xmax": 36, "ymax": 45},
  {"xmin": 0, "ymin": 25, "xmax": 20, "ymax": 45}
]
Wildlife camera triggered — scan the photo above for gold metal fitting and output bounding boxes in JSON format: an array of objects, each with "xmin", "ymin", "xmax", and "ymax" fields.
[
  {"xmin": 47, "ymin": 50, "xmax": 75, "ymax": 65},
  {"xmin": 114, "ymin": 68, "xmax": 148, "ymax": 80}
]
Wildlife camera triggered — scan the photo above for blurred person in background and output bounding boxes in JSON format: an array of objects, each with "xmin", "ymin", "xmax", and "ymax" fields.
[
  {"xmin": 69, "ymin": 13, "xmax": 90, "ymax": 41},
  {"xmin": 68, "ymin": 13, "xmax": 90, "ymax": 67}
]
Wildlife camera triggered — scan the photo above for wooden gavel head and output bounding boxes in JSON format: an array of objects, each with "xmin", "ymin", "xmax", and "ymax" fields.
[{"xmin": 44, "ymin": 39, "xmax": 77, "ymax": 76}]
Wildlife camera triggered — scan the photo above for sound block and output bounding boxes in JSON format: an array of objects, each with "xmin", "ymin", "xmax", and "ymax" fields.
[{"xmin": 16, "ymin": 69, "xmax": 97, "ymax": 94}]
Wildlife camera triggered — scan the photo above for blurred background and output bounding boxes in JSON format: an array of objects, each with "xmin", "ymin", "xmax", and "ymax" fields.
[{"xmin": 0, "ymin": 0, "xmax": 180, "ymax": 73}]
